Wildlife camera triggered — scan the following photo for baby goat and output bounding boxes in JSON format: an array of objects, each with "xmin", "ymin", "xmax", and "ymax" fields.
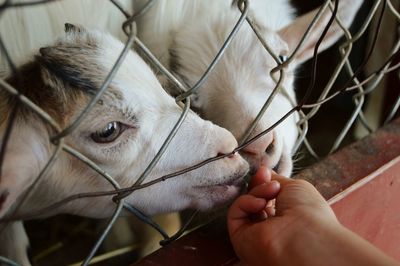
[
  {"xmin": 0, "ymin": 0, "xmax": 362, "ymax": 176},
  {"xmin": 0, "ymin": 26, "xmax": 249, "ymax": 265},
  {"xmin": 135, "ymin": 0, "xmax": 363, "ymax": 176}
]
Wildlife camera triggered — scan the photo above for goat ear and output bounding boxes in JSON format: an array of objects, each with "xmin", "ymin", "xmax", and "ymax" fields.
[
  {"xmin": 64, "ymin": 23, "xmax": 86, "ymax": 34},
  {"xmin": 39, "ymin": 46, "xmax": 53, "ymax": 56},
  {"xmin": 278, "ymin": 0, "xmax": 363, "ymax": 64},
  {"xmin": 0, "ymin": 120, "xmax": 49, "ymax": 218}
]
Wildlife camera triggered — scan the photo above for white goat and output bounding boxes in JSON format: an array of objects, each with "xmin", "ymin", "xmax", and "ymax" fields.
[
  {"xmin": 0, "ymin": 26, "xmax": 249, "ymax": 265},
  {"xmin": 134, "ymin": 0, "xmax": 363, "ymax": 176},
  {"xmin": 0, "ymin": 0, "xmax": 363, "ymax": 178}
]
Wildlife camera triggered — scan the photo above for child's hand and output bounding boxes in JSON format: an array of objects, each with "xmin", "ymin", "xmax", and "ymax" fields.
[
  {"xmin": 228, "ymin": 166, "xmax": 280, "ymax": 236},
  {"xmin": 227, "ymin": 168, "xmax": 399, "ymax": 266},
  {"xmin": 227, "ymin": 167, "xmax": 338, "ymax": 266}
]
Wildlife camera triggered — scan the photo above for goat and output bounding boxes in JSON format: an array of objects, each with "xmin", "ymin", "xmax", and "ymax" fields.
[
  {"xmin": 0, "ymin": 25, "xmax": 249, "ymax": 265},
  {"xmin": 134, "ymin": 0, "xmax": 363, "ymax": 176},
  {"xmin": 0, "ymin": 0, "xmax": 364, "ymax": 177}
]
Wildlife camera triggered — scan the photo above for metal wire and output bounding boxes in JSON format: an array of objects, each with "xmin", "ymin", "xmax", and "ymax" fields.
[{"xmin": 0, "ymin": 0, "xmax": 399, "ymax": 265}]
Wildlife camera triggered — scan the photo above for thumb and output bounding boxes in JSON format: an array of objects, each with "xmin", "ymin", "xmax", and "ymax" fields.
[
  {"xmin": 271, "ymin": 172, "xmax": 293, "ymax": 186},
  {"xmin": 249, "ymin": 165, "xmax": 271, "ymax": 190}
]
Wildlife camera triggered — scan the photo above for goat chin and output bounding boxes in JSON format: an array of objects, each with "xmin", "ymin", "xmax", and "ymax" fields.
[{"xmin": 0, "ymin": 222, "xmax": 30, "ymax": 266}]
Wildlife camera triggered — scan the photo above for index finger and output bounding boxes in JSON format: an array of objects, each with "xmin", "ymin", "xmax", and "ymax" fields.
[
  {"xmin": 227, "ymin": 194, "xmax": 267, "ymax": 236},
  {"xmin": 248, "ymin": 165, "xmax": 271, "ymax": 190},
  {"xmin": 271, "ymin": 172, "xmax": 293, "ymax": 186}
]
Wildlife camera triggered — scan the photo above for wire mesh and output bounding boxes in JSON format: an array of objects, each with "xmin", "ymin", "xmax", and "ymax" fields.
[{"xmin": 0, "ymin": 0, "xmax": 399, "ymax": 265}]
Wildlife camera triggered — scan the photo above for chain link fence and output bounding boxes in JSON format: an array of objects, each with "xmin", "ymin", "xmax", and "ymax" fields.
[{"xmin": 0, "ymin": 0, "xmax": 399, "ymax": 265}]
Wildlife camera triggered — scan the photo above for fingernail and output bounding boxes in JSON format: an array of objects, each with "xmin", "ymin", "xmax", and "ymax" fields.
[
  {"xmin": 270, "ymin": 180, "xmax": 280, "ymax": 188},
  {"xmin": 258, "ymin": 165, "xmax": 267, "ymax": 172},
  {"xmin": 256, "ymin": 198, "xmax": 266, "ymax": 205}
]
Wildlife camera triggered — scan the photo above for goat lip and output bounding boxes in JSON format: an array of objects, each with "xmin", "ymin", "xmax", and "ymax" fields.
[{"xmin": 195, "ymin": 174, "xmax": 247, "ymax": 189}]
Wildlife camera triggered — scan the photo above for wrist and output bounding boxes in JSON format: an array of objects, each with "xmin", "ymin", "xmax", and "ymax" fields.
[
  {"xmin": 266, "ymin": 217, "xmax": 344, "ymax": 266},
  {"xmin": 282, "ymin": 220, "xmax": 398, "ymax": 266}
]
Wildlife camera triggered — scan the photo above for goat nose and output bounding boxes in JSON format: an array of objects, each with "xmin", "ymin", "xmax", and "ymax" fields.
[
  {"xmin": 214, "ymin": 128, "xmax": 239, "ymax": 159},
  {"xmin": 241, "ymin": 132, "xmax": 274, "ymax": 157}
]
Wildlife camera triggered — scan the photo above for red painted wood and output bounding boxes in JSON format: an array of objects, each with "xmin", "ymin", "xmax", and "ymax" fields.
[
  {"xmin": 331, "ymin": 157, "xmax": 400, "ymax": 261},
  {"xmin": 133, "ymin": 218, "xmax": 239, "ymax": 266},
  {"xmin": 295, "ymin": 118, "xmax": 400, "ymax": 199}
]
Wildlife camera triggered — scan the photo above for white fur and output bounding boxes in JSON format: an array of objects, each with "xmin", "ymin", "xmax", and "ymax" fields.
[
  {"xmin": 134, "ymin": 0, "xmax": 363, "ymax": 176},
  {"xmin": 0, "ymin": 29, "xmax": 249, "ymax": 264},
  {"xmin": 0, "ymin": 0, "xmax": 362, "ymax": 176},
  {"xmin": 0, "ymin": 222, "xmax": 30, "ymax": 266}
]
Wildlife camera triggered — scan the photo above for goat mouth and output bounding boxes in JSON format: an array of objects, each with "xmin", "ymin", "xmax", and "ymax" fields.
[{"xmin": 194, "ymin": 172, "xmax": 248, "ymax": 190}]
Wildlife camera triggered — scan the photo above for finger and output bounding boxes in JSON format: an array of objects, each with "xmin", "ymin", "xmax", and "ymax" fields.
[
  {"xmin": 227, "ymin": 195, "xmax": 267, "ymax": 234},
  {"xmin": 266, "ymin": 206, "xmax": 276, "ymax": 217},
  {"xmin": 249, "ymin": 165, "xmax": 271, "ymax": 190},
  {"xmin": 248, "ymin": 181, "xmax": 280, "ymax": 199},
  {"xmin": 266, "ymin": 199, "xmax": 275, "ymax": 208},
  {"xmin": 265, "ymin": 199, "xmax": 276, "ymax": 217},
  {"xmin": 228, "ymin": 195, "xmax": 267, "ymax": 219},
  {"xmin": 271, "ymin": 172, "xmax": 293, "ymax": 186},
  {"xmin": 249, "ymin": 210, "xmax": 268, "ymax": 222},
  {"xmin": 272, "ymin": 173, "xmax": 316, "ymax": 192}
]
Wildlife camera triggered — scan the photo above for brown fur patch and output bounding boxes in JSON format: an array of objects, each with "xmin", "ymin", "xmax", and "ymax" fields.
[
  {"xmin": 3, "ymin": 62, "xmax": 88, "ymax": 127},
  {"xmin": 1, "ymin": 29, "xmax": 125, "ymax": 135},
  {"xmin": 0, "ymin": 190, "xmax": 9, "ymax": 211}
]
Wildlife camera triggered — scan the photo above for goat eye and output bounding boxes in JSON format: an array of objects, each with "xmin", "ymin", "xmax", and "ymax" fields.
[
  {"xmin": 278, "ymin": 55, "xmax": 288, "ymax": 63},
  {"xmin": 91, "ymin": 122, "xmax": 125, "ymax": 143}
]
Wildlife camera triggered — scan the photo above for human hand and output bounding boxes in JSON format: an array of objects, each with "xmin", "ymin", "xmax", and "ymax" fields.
[
  {"xmin": 227, "ymin": 166, "xmax": 339, "ymax": 266},
  {"xmin": 228, "ymin": 167, "xmax": 400, "ymax": 266}
]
